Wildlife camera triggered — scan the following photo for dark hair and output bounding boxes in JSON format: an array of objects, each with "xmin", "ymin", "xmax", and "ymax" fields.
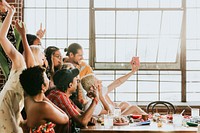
[
  {"xmin": 53, "ymin": 68, "xmax": 79, "ymax": 92},
  {"xmin": 44, "ymin": 46, "xmax": 60, "ymax": 77},
  {"xmin": 18, "ymin": 34, "xmax": 39, "ymax": 54},
  {"xmin": 20, "ymin": 66, "xmax": 46, "ymax": 96},
  {"xmin": 65, "ymin": 43, "xmax": 82, "ymax": 56}
]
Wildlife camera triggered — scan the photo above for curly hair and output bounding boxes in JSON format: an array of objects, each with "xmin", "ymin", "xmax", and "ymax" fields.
[
  {"xmin": 81, "ymin": 74, "xmax": 95, "ymax": 92},
  {"xmin": 20, "ymin": 66, "xmax": 46, "ymax": 96}
]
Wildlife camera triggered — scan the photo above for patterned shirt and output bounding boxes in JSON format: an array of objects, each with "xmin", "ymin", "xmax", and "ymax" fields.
[{"xmin": 47, "ymin": 89, "xmax": 80, "ymax": 133}]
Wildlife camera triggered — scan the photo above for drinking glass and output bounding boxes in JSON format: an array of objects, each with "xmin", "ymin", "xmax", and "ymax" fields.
[
  {"xmin": 173, "ymin": 114, "xmax": 183, "ymax": 127},
  {"xmin": 191, "ymin": 108, "xmax": 199, "ymax": 117},
  {"xmin": 104, "ymin": 114, "xmax": 113, "ymax": 128},
  {"xmin": 114, "ymin": 107, "xmax": 121, "ymax": 117}
]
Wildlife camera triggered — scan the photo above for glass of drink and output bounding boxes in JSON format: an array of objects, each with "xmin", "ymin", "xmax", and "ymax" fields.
[
  {"xmin": 114, "ymin": 107, "xmax": 121, "ymax": 117},
  {"xmin": 173, "ymin": 114, "xmax": 183, "ymax": 127},
  {"xmin": 104, "ymin": 114, "xmax": 113, "ymax": 128},
  {"xmin": 191, "ymin": 108, "xmax": 199, "ymax": 117}
]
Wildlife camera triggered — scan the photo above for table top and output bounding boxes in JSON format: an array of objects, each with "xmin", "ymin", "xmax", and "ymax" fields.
[{"xmin": 80, "ymin": 122, "xmax": 198, "ymax": 133}]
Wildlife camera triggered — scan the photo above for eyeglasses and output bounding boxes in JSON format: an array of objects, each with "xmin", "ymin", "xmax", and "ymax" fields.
[{"xmin": 53, "ymin": 55, "xmax": 62, "ymax": 59}]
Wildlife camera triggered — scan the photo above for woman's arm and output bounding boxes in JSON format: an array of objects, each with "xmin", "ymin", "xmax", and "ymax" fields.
[
  {"xmin": 107, "ymin": 57, "xmax": 140, "ymax": 93},
  {"xmin": 73, "ymin": 86, "xmax": 99, "ymax": 127},
  {"xmin": 15, "ymin": 20, "xmax": 35, "ymax": 68},
  {"xmin": 98, "ymin": 85, "xmax": 111, "ymax": 113},
  {"xmin": 0, "ymin": 1, "xmax": 25, "ymax": 69}
]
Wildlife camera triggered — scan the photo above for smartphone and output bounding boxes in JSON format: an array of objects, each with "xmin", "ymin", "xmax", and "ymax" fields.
[{"xmin": 133, "ymin": 57, "xmax": 140, "ymax": 66}]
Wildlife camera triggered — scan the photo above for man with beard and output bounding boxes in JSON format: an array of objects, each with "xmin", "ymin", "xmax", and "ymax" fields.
[{"xmin": 64, "ymin": 43, "xmax": 93, "ymax": 78}]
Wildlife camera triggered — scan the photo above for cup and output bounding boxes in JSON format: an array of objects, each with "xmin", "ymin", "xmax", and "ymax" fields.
[
  {"xmin": 142, "ymin": 114, "xmax": 149, "ymax": 121},
  {"xmin": 173, "ymin": 114, "xmax": 183, "ymax": 127},
  {"xmin": 191, "ymin": 108, "xmax": 199, "ymax": 117},
  {"xmin": 114, "ymin": 107, "xmax": 121, "ymax": 117},
  {"xmin": 104, "ymin": 114, "xmax": 113, "ymax": 128}
]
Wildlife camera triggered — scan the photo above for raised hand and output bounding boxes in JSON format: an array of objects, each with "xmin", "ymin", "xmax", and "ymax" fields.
[
  {"xmin": 87, "ymin": 85, "xmax": 99, "ymax": 100},
  {"xmin": 36, "ymin": 23, "xmax": 46, "ymax": 39},
  {"xmin": 14, "ymin": 19, "xmax": 26, "ymax": 37},
  {"xmin": 0, "ymin": 0, "xmax": 7, "ymax": 12},
  {"xmin": 3, "ymin": 0, "xmax": 15, "ymax": 15},
  {"xmin": 131, "ymin": 57, "xmax": 140, "ymax": 72}
]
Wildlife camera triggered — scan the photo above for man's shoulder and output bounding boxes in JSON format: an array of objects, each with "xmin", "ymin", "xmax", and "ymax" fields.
[
  {"xmin": 47, "ymin": 89, "xmax": 66, "ymax": 99},
  {"xmin": 80, "ymin": 60, "xmax": 88, "ymax": 66},
  {"xmin": 79, "ymin": 61, "xmax": 92, "ymax": 70}
]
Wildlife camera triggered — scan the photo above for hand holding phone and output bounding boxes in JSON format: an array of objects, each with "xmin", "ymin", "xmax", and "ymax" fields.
[{"xmin": 131, "ymin": 56, "xmax": 140, "ymax": 71}]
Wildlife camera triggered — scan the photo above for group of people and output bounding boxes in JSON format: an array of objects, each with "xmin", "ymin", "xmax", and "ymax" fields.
[{"xmin": 0, "ymin": 0, "xmax": 146, "ymax": 133}]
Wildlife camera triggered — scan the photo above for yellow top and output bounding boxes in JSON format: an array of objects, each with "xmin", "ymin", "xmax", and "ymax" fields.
[{"xmin": 78, "ymin": 61, "xmax": 93, "ymax": 78}]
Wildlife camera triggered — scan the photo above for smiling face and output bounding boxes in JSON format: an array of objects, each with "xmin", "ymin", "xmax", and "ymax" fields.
[{"xmin": 69, "ymin": 49, "xmax": 83, "ymax": 65}]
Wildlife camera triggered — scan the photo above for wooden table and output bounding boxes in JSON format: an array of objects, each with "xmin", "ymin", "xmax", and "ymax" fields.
[{"xmin": 80, "ymin": 122, "xmax": 197, "ymax": 133}]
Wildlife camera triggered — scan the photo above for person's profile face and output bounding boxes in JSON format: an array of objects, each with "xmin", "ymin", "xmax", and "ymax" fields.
[
  {"xmin": 38, "ymin": 51, "xmax": 46, "ymax": 66},
  {"xmin": 33, "ymin": 37, "xmax": 41, "ymax": 45},
  {"xmin": 73, "ymin": 49, "xmax": 83, "ymax": 65},
  {"xmin": 43, "ymin": 72, "xmax": 49, "ymax": 91},
  {"xmin": 71, "ymin": 77, "xmax": 78, "ymax": 93},
  {"xmin": 52, "ymin": 50, "xmax": 62, "ymax": 67}
]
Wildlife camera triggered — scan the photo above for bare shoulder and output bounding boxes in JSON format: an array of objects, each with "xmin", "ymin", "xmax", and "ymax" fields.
[{"xmin": 38, "ymin": 101, "xmax": 53, "ymax": 111}]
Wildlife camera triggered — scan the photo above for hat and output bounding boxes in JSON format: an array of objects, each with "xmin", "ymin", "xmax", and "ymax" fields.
[{"xmin": 53, "ymin": 68, "xmax": 79, "ymax": 90}]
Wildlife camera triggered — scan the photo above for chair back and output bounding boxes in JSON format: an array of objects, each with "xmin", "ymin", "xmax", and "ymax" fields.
[{"xmin": 146, "ymin": 101, "xmax": 176, "ymax": 115}]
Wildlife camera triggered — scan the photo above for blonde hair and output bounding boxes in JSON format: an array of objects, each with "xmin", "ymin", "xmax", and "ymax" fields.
[
  {"xmin": 62, "ymin": 62, "xmax": 75, "ymax": 70},
  {"xmin": 30, "ymin": 45, "xmax": 43, "ymax": 66},
  {"xmin": 81, "ymin": 74, "xmax": 95, "ymax": 92}
]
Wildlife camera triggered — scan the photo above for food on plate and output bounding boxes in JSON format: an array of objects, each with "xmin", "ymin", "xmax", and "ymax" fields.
[{"xmin": 113, "ymin": 116, "xmax": 128, "ymax": 123}]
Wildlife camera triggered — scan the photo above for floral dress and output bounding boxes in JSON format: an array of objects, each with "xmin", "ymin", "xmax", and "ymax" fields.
[{"xmin": 30, "ymin": 122, "xmax": 55, "ymax": 133}]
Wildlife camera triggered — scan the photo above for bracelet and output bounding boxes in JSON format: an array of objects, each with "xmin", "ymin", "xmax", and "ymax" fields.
[{"xmin": 93, "ymin": 98, "xmax": 98, "ymax": 105}]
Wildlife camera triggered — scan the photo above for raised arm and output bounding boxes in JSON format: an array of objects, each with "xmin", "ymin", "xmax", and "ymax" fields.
[
  {"xmin": 0, "ymin": 0, "xmax": 25, "ymax": 69},
  {"xmin": 97, "ymin": 85, "xmax": 111, "ymax": 113},
  {"xmin": 15, "ymin": 20, "xmax": 36, "ymax": 68},
  {"xmin": 107, "ymin": 57, "xmax": 140, "ymax": 93}
]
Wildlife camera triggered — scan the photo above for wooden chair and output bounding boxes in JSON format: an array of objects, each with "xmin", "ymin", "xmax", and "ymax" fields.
[{"xmin": 146, "ymin": 101, "xmax": 176, "ymax": 115}]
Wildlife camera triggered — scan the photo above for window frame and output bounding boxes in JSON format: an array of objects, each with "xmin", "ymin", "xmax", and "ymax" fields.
[{"xmin": 89, "ymin": 0, "xmax": 185, "ymax": 71}]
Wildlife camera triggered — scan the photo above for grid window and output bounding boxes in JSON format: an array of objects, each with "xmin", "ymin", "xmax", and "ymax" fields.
[{"xmin": 24, "ymin": 0, "xmax": 200, "ymax": 102}]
